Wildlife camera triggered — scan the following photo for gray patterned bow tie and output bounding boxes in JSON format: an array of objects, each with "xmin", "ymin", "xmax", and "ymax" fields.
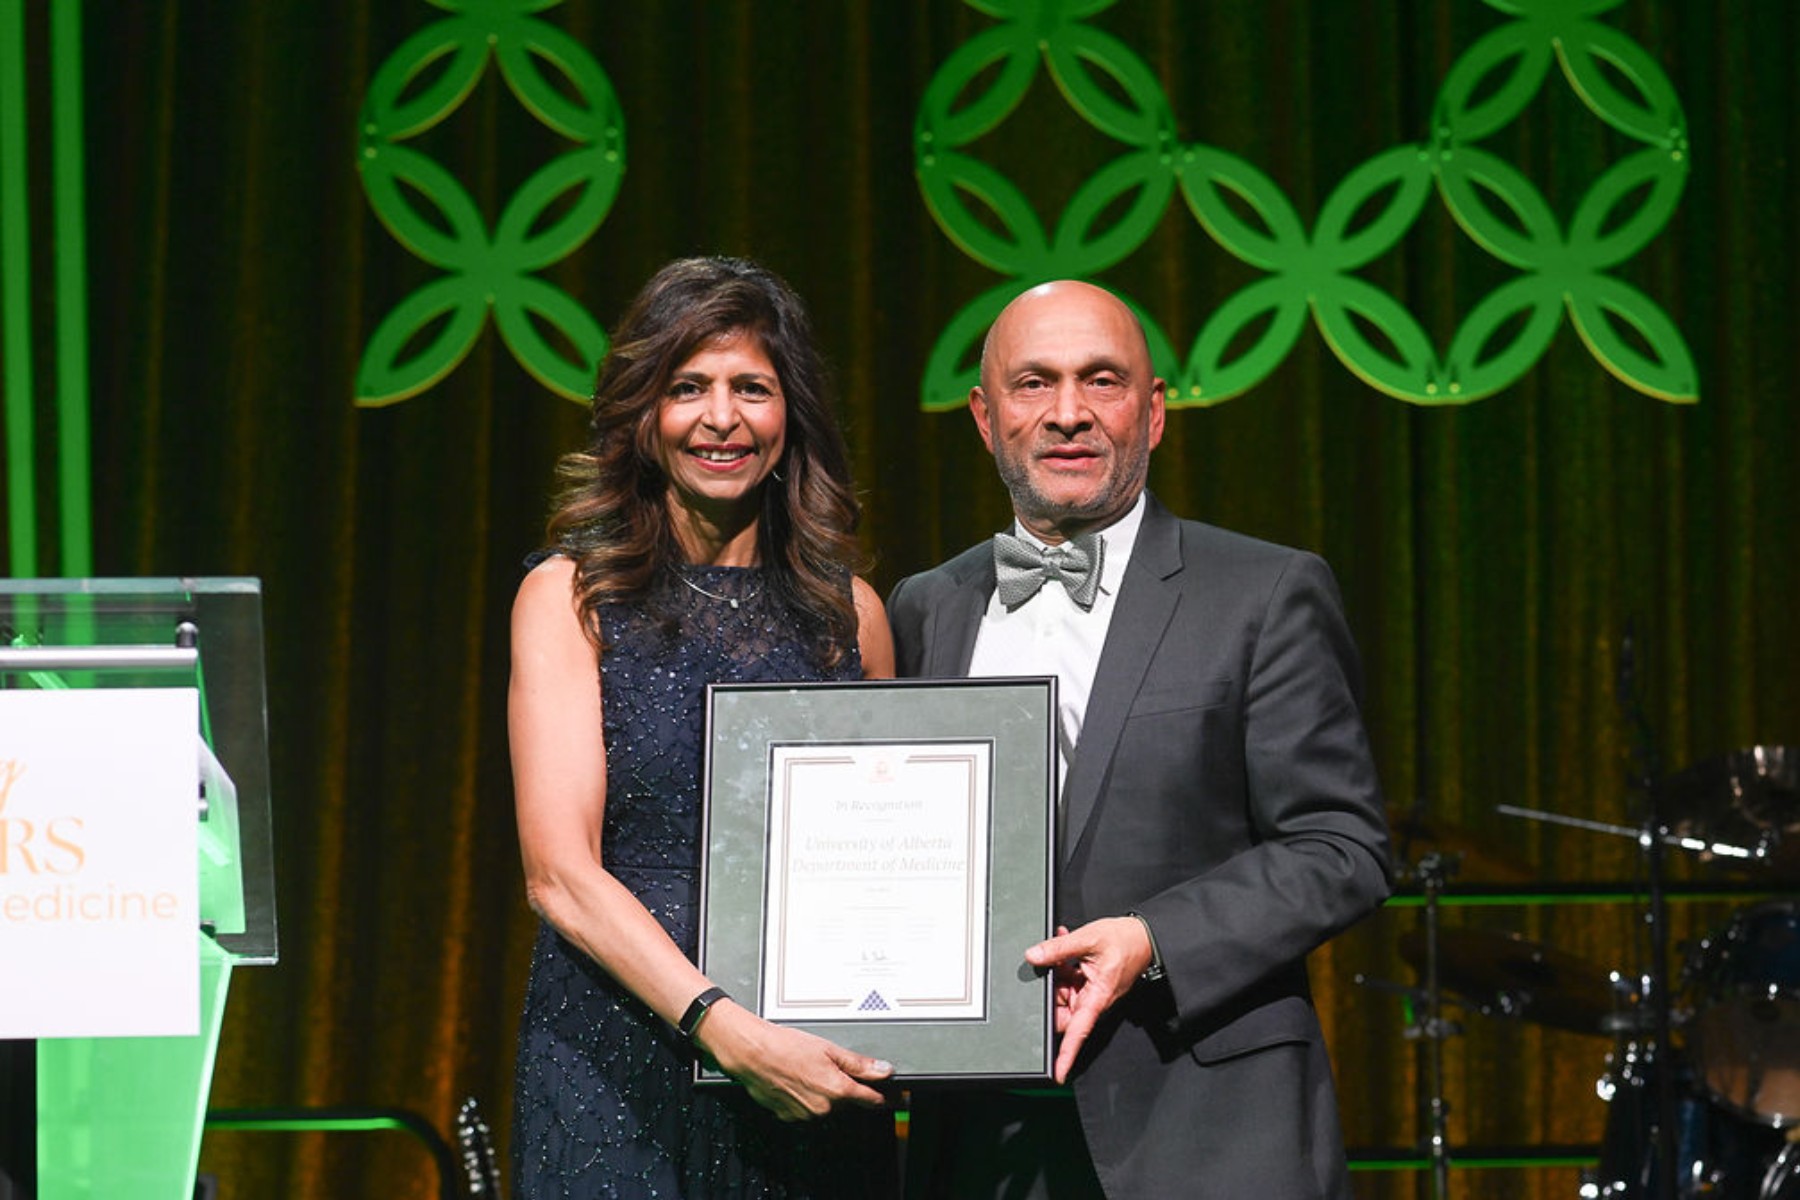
[{"xmin": 992, "ymin": 531, "xmax": 1105, "ymax": 611}]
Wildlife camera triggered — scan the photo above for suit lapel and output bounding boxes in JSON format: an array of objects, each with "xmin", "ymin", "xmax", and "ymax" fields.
[
  {"xmin": 925, "ymin": 552, "xmax": 994, "ymax": 677},
  {"xmin": 1060, "ymin": 498, "xmax": 1184, "ymax": 859}
]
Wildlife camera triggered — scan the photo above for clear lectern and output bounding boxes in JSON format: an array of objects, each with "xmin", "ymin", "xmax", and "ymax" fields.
[{"xmin": 0, "ymin": 578, "xmax": 277, "ymax": 1200}]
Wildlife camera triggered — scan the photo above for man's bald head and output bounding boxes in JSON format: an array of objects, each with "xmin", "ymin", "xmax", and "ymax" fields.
[
  {"xmin": 978, "ymin": 281, "xmax": 1155, "ymax": 393},
  {"xmin": 969, "ymin": 280, "xmax": 1165, "ymax": 543}
]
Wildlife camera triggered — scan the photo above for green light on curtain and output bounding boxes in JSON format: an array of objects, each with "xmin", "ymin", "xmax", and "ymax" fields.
[
  {"xmin": 1, "ymin": 0, "xmax": 37, "ymax": 577},
  {"xmin": 52, "ymin": 0, "xmax": 92, "ymax": 578},
  {"xmin": 0, "ymin": 0, "xmax": 93, "ymax": 581}
]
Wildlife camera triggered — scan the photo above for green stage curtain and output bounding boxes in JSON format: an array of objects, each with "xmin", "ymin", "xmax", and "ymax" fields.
[{"xmin": 8, "ymin": 3, "xmax": 1793, "ymax": 1197}]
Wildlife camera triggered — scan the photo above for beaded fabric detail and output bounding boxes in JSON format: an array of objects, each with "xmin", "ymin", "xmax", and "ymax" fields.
[{"xmin": 511, "ymin": 566, "xmax": 896, "ymax": 1198}]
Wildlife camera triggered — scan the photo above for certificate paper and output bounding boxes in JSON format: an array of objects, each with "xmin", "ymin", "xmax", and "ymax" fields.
[{"xmin": 762, "ymin": 742, "xmax": 991, "ymax": 1021}]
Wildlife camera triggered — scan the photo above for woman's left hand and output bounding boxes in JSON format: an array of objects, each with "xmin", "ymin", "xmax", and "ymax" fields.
[{"xmin": 692, "ymin": 1000, "xmax": 894, "ymax": 1121}]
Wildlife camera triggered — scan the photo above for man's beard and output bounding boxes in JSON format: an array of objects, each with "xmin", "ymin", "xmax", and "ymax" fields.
[{"xmin": 993, "ymin": 438, "xmax": 1149, "ymax": 531}]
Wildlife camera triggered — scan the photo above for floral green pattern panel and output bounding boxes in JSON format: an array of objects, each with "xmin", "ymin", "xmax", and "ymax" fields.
[
  {"xmin": 915, "ymin": 0, "xmax": 1696, "ymax": 410},
  {"xmin": 356, "ymin": 0, "xmax": 625, "ymax": 406}
]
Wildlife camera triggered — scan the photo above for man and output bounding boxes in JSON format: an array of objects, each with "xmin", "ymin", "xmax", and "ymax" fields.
[{"xmin": 888, "ymin": 281, "xmax": 1392, "ymax": 1199}]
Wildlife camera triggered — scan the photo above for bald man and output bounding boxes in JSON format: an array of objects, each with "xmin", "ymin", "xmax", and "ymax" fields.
[{"xmin": 887, "ymin": 282, "xmax": 1393, "ymax": 1198}]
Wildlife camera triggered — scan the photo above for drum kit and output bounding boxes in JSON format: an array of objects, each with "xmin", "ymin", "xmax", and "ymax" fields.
[{"xmin": 1376, "ymin": 744, "xmax": 1800, "ymax": 1200}]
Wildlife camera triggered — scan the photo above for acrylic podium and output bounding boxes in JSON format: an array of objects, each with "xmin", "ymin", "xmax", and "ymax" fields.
[{"xmin": 0, "ymin": 578, "xmax": 277, "ymax": 1200}]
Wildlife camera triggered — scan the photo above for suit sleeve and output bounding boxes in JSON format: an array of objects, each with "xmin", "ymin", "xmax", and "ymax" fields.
[{"xmin": 1132, "ymin": 552, "xmax": 1393, "ymax": 1028}]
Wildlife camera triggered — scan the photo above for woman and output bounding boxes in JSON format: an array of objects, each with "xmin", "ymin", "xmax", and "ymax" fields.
[{"xmin": 509, "ymin": 257, "xmax": 899, "ymax": 1197}]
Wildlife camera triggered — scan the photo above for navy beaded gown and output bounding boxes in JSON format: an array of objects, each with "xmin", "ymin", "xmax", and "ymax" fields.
[{"xmin": 512, "ymin": 566, "xmax": 899, "ymax": 1199}]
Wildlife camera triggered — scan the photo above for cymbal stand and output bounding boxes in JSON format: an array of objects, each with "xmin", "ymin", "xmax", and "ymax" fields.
[
  {"xmin": 1404, "ymin": 851, "xmax": 1459, "ymax": 1200},
  {"xmin": 1620, "ymin": 624, "xmax": 1678, "ymax": 1200},
  {"xmin": 1633, "ymin": 782, "xmax": 1681, "ymax": 1200}
]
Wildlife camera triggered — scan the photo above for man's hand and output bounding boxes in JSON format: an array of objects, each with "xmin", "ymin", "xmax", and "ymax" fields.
[{"xmin": 1023, "ymin": 916, "xmax": 1154, "ymax": 1083}]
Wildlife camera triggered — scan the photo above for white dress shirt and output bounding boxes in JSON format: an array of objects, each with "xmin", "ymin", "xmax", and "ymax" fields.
[{"xmin": 967, "ymin": 492, "xmax": 1147, "ymax": 786}]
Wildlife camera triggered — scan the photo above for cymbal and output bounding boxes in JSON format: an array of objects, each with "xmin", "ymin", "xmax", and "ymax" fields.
[
  {"xmin": 1399, "ymin": 928, "xmax": 1616, "ymax": 1036},
  {"xmin": 1657, "ymin": 745, "xmax": 1800, "ymax": 874},
  {"xmin": 1386, "ymin": 806, "xmax": 1536, "ymax": 883}
]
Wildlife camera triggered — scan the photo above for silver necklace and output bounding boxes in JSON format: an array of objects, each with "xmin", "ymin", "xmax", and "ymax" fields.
[{"xmin": 680, "ymin": 573, "xmax": 758, "ymax": 610}]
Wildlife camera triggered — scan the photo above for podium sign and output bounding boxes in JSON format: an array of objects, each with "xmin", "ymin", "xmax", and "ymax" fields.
[{"xmin": 0, "ymin": 688, "xmax": 200, "ymax": 1038}]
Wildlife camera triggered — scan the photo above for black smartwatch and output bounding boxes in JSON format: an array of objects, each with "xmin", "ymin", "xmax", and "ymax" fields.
[
  {"xmin": 678, "ymin": 986, "xmax": 730, "ymax": 1040},
  {"xmin": 1125, "ymin": 912, "xmax": 1166, "ymax": 983}
]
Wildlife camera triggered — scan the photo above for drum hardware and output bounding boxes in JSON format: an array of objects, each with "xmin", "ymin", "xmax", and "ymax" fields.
[
  {"xmin": 1495, "ymin": 804, "xmax": 1764, "ymax": 863},
  {"xmin": 1389, "ymin": 803, "xmax": 1538, "ymax": 883},
  {"xmin": 1408, "ymin": 850, "xmax": 1457, "ymax": 1200},
  {"xmin": 1501, "ymin": 623, "xmax": 1688, "ymax": 1196},
  {"xmin": 1398, "ymin": 926, "xmax": 1617, "ymax": 1037},
  {"xmin": 1583, "ymin": 1033, "xmax": 1800, "ymax": 1199},
  {"xmin": 1497, "ymin": 743, "xmax": 1799, "ymax": 873},
  {"xmin": 1600, "ymin": 980, "xmax": 1673, "ymax": 1039},
  {"xmin": 1354, "ymin": 850, "xmax": 1462, "ymax": 1200},
  {"xmin": 1682, "ymin": 901, "xmax": 1800, "ymax": 1129},
  {"xmin": 1561, "ymin": 884, "xmax": 1800, "ymax": 1198},
  {"xmin": 1766, "ymin": 1151, "xmax": 1800, "ymax": 1200},
  {"xmin": 1764, "ymin": 1131, "xmax": 1800, "ymax": 1200},
  {"xmin": 1656, "ymin": 748, "xmax": 1800, "ymax": 879},
  {"xmin": 1583, "ymin": 623, "xmax": 1684, "ymax": 1197},
  {"xmin": 1584, "ymin": 1037, "xmax": 1755, "ymax": 1199},
  {"xmin": 1518, "ymin": 624, "xmax": 1800, "ymax": 1196}
]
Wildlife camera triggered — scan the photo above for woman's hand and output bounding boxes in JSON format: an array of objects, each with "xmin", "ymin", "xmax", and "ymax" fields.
[{"xmin": 693, "ymin": 1000, "xmax": 894, "ymax": 1121}]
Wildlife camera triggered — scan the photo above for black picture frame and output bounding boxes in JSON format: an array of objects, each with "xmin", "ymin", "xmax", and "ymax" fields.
[{"xmin": 696, "ymin": 677, "xmax": 1057, "ymax": 1085}]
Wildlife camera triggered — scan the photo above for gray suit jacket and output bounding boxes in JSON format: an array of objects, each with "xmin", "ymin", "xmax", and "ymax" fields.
[{"xmin": 887, "ymin": 496, "xmax": 1393, "ymax": 1199}]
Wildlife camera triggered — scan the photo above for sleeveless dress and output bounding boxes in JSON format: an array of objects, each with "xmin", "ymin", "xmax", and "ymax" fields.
[{"xmin": 511, "ymin": 566, "xmax": 899, "ymax": 1199}]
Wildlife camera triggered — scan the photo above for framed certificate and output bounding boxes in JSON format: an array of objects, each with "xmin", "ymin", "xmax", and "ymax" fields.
[{"xmin": 696, "ymin": 677, "xmax": 1057, "ymax": 1085}]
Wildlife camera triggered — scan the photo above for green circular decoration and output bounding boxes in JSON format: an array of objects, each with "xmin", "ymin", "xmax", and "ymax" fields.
[
  {"xmin": 915, "ymin": 0, "xmax": 1697, "ymax": 409},
  {"xmin": 356, "ymin": 0, "xmax": 624, "ymax": 406}
]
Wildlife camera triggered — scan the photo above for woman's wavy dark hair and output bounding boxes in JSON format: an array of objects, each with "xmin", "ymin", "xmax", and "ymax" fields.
[{"xmin": 545, "ymin": 256, "xmax": 863, "ymax": 666}]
